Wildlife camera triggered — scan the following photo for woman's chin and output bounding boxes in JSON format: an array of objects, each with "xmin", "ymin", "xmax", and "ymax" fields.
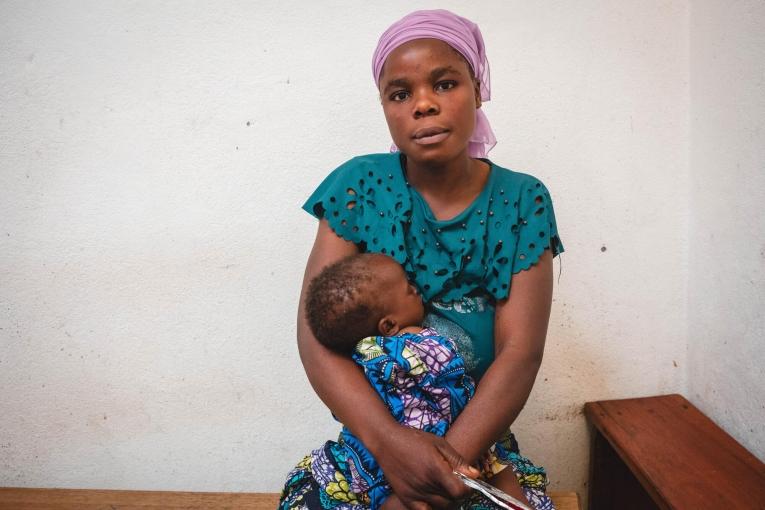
[{"xmin": 401, "ymin": 144, "xmax": 469, "ymax": 166}]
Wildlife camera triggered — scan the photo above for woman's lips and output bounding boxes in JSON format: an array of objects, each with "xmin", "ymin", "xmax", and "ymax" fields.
[{"xmin": 412, "ymin": 127, "xmax": 449, "ymax": 145}]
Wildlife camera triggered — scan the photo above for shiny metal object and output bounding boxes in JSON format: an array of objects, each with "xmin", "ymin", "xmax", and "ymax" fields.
[{"xmin": 453, "ymin": 471, "xmax": 532, "ymax": 510}]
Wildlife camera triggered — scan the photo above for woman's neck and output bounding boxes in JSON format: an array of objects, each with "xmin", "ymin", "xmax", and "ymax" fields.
[{"xmin": 404, "ymin": 152, "xmax": 490, "ymax": 221}]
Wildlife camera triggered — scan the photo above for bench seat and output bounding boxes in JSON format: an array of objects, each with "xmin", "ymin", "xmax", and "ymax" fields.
[
  {"xmin": 0, "ymin": 488, "xmax": 579, "ymax": 509},
  {"xmin": 585, "ymin": 393, "xmax": 765, "ymax": 509}
]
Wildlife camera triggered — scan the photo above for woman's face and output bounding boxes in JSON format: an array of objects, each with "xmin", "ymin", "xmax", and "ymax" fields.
[{"xmin": 378, "ymin": 38, "xmax": 480, "ymax": 165}]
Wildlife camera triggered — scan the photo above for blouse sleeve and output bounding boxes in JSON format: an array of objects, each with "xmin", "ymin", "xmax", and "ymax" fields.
[
  {"xmin": 302, "ymin": 157, "xmax": 368, "ymax": 245},
  {"xmin": 481, "ymin": 171, "xmax": 563, "ymax": 300},
  {"xmin": 509, "ymin": 176, "xmax": 564, "ymax": 274},
  {"xmin": 302, "ymin": 155, "xmax": 412, "ymax": 264}
]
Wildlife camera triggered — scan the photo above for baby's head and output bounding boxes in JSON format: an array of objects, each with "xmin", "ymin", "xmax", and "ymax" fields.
[{"xmin": 306, "ymin": 253, "xmax": 425, "ymax": 353}]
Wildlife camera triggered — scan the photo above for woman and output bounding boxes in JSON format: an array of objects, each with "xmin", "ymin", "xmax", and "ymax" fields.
[{"xmin": 289, "ymin": 10, "xmax": 563, "ymax": 510}]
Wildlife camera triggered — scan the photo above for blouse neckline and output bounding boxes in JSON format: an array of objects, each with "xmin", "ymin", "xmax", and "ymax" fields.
[{"xmin": 397, "ymin": 154, "xmax": 497, "ymax": 226}]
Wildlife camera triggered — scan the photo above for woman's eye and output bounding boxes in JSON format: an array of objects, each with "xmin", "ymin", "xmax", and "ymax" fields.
[
  {"xmin": 435, "ymin": 81, "xmax": 457, "ymax": 92},
  {"xmin": 390, "ymin": 91, "xmax": 409, "ymax": 102}
]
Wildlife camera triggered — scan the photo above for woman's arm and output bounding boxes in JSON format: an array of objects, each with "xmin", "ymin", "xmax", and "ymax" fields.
[
  {"xmin": 445, "ymin": 250, "xmax": 553, "ymax": 462},
  {"xmin": 298, "ymin": 220, "xmax": 475, "ymax": 509}
]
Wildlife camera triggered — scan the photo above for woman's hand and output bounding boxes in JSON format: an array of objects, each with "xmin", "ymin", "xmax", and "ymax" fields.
[
  {"xmin": 371, "ymin": 425, "xmax": 478, "ymax": 510},
  {"xmin": 380, "ymin": 494, "xmax": 408, "ymax": 510}
]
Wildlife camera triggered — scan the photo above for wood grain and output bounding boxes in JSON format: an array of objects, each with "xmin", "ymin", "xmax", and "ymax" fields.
[
  {"xmin": 585, "ymin": 393, "xmax": 765, "ymax": 510},
  {"xmin": 0, "ymin": 488, "xmax": 579, "ymax": 510}
]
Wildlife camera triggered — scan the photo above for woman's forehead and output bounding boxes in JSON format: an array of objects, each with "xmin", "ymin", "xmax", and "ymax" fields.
[{"xmin": 379, "ymin": 38, "xmax": 472, "ymax": 82}]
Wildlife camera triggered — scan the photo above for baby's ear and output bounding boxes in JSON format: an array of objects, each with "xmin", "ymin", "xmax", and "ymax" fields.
[{"xmin": 378, "ymin": 316, "xmax": 400, "ymax": 336}]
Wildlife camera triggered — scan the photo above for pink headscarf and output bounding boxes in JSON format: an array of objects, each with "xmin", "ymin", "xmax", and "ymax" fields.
[{"xmin": 372, "ymin": 9, "xmax": 496, "ymax": 158}]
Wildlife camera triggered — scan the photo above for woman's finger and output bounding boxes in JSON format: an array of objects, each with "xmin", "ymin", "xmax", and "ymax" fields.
[{"xmin": 434, "ymin": 442, "xmax": 478, "ymax": 499}]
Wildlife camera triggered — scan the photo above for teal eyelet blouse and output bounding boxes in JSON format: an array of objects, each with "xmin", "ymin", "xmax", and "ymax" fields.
[{"xmin": 304, "ymin": 153, "xmax": 563, "ymax": 378}]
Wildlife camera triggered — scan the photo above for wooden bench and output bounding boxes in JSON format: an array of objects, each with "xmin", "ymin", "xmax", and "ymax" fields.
[
  {"xmin": 585, "ymin": 393, "xmax": 765, "ymax": 509},
  {"xmin": 0, "ymin": 488, "xmax": 580, "ymax": 509}
]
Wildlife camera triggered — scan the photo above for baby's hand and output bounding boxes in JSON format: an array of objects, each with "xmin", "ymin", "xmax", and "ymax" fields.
[{"xmin": 477, "ymin": 451, "xmax": 493, "ymax": 477}]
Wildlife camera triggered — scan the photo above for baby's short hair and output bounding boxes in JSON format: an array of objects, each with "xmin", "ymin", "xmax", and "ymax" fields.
[{"xmin": 306, "ymin": 254, "xmax": 385, "ymax": 353}]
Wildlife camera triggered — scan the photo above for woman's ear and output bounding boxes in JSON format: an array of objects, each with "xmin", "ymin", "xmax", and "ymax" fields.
[
  {"xmin": 474, "ymin": 80, "xmax": 482, "ymax": 109},
  {"xmin": 378, "ymin": 316, "xmax": 401, "ymax": 336}
]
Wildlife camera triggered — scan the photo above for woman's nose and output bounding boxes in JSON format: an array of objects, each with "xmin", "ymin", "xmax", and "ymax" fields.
[{"xmin": 413, "ymin": 92, "xmax": 439, "ymax": 118}]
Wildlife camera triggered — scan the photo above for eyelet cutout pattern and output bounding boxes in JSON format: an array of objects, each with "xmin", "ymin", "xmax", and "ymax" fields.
[{"xmin": 304, "ymin": 154, "xmax": 563, "ymax": 303}]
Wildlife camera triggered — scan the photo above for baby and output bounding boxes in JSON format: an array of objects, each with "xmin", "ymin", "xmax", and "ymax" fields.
[
  {"xmin": 305, "ymin": 252, "xmax": 427, "ymax": 353},
  {"xmin": 283, "ymin": 253, "xmax": 524, "ymax": 509}
]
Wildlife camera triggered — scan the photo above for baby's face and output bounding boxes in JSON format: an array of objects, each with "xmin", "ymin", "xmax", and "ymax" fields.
[{"xmin": 371, "ymin": 256, "xmax": 425, "ymax": 329}]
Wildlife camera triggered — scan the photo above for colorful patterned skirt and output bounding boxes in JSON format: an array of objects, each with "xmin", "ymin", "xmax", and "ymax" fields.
[{"xmin": 278, "ymin": 429, "xmax": 555, "ymax": 510}]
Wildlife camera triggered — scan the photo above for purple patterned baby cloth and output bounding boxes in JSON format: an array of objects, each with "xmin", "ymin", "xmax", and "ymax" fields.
[{"xmin": 334, "ymin": 328, "xmax": 476, "ymax": 508}]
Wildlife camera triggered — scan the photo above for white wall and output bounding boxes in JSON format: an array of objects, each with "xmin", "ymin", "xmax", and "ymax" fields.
[
  {"xmin": 688, "ymin": 0, "xmax": 765, "ymax": 461},
  {"xmin": 0, "ymin": 0, "xmax": 697, "ymax": 498}
]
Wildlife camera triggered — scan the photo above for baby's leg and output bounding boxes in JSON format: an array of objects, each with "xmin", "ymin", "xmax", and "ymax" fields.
[{"xmin": 487, "ymin": 467, "xmax": 531, "ymax": 507}]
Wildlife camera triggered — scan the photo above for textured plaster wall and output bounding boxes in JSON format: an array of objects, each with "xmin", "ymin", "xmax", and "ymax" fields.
[
  {"xmin": 688, "ymin": 0, "xmax": 765, "ymax": 461},
  {"xmin": 1, "ymin": 0, "xmax": 690, "ymax": 497}
]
